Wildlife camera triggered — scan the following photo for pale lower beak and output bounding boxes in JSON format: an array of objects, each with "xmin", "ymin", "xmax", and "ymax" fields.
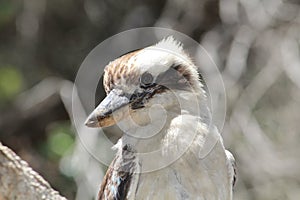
[{"xmin": 85, "ymin": 89, "xmax": 130, "ymax": 128}]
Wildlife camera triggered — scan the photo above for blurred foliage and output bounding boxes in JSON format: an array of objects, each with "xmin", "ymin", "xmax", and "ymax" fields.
[
  {"xmin": 34, "ymin": 120, "xmax": 76, "ymax": 198},
  {"xmin": 0, "ymin": 66, "xmax": 23, "ymax": 101},
  {"xmin": 38, "ymin": 121, "xmax": 75, "ymax": 160},
  {"xmin": 0, "ymin": 1, "xmax": 18, "ymax": 27},
  {"xmin": 48, "ymin": 127, "xmax": 74, "ymax": 158}
]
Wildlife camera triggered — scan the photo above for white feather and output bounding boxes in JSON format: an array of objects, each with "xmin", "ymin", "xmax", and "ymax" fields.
[
  {"xmin": 154, "ymin": 36, "xmax": 184, "ymax": 54},
  {"xmin": 134, "ymin": 36, "xmax": 191, "ymax": 77}
]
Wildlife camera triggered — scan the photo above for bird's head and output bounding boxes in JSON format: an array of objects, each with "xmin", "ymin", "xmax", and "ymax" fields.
[{"xmin": 85, "ymin": 37, "xmax": 206, "ymax": 128}]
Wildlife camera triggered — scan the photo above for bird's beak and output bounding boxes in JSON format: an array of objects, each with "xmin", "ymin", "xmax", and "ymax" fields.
[{"xmin": 85, "ymin": 89, "xmax": 130, "ymax": 127}]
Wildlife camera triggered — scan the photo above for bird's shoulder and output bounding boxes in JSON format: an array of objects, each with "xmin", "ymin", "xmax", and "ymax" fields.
[{"xmin": 98, "ymin": 145, "xmax": 138, "ymax": 200}]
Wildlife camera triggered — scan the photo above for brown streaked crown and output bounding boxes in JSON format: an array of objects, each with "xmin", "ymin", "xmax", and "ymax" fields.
[{"xmin": 103, "ymin": 50, "xmax": 141, "ymax": 94}]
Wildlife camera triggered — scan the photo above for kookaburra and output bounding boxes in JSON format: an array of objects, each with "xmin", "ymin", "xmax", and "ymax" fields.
[{"xmin": 85, "ymin": 37, "xmax": 236, "ymax": 200}]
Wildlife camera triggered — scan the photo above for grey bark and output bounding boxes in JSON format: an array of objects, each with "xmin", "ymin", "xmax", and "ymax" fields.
[{"xmin": 0, "ymin": 142, "xmax": 67, "ymax": 200}]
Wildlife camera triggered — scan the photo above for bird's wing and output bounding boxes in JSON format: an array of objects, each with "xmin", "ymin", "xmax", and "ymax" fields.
[
  {"xmin": 225, "ymin": 150, "xmax": 237, "ymax": 188},
  {"xmin": 98, "ymin": 145, "xmax": 139, "ymax": 200},
  {"xmin": 98, "ymin": 157, "xmax": 116, "ymax": 200}
]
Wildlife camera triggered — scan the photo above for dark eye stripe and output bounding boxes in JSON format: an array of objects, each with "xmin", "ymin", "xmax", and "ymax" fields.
[
  {"xmin": 129, "ymin": 64, "xmax": 196, "ymax": 110},
  {"xmin": 155, "ymin": 64, "xmax": 192, "ymax": 90}
]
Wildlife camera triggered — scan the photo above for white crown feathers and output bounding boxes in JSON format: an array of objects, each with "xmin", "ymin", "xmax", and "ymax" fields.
[{"xmin": 154, "ymin": 36, "xmax": 184, "ymax": 54}]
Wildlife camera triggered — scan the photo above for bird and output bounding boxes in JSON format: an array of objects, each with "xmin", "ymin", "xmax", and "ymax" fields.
[{"xmin": 85, "ymin": 36, "xmax": 236, "ymax": 200}]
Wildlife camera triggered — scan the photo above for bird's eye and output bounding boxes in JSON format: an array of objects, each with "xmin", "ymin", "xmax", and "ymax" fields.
[{"xmin": 140, "ymin": 72, "xmax": 154, "ymax": 86}]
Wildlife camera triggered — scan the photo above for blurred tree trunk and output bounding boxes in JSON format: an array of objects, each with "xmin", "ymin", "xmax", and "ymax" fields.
[{"xmin": 0, "ymin": 142, "xmax": 67, "ymax": 200}]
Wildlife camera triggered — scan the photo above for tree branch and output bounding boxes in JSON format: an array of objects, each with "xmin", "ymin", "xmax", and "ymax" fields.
[{"xmin": 0, "ymin": 142, "xmax": 67, "ymax": 200}]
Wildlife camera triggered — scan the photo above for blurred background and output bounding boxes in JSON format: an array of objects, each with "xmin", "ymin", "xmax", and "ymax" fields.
[{"xmin": 0, "ymin": 0, "xmax": 300, "ymax": 199}]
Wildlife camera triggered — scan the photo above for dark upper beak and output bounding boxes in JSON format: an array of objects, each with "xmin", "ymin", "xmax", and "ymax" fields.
[{"xmin": 85, "ymin": 89, "xmax": 130, "ymax": 128}]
